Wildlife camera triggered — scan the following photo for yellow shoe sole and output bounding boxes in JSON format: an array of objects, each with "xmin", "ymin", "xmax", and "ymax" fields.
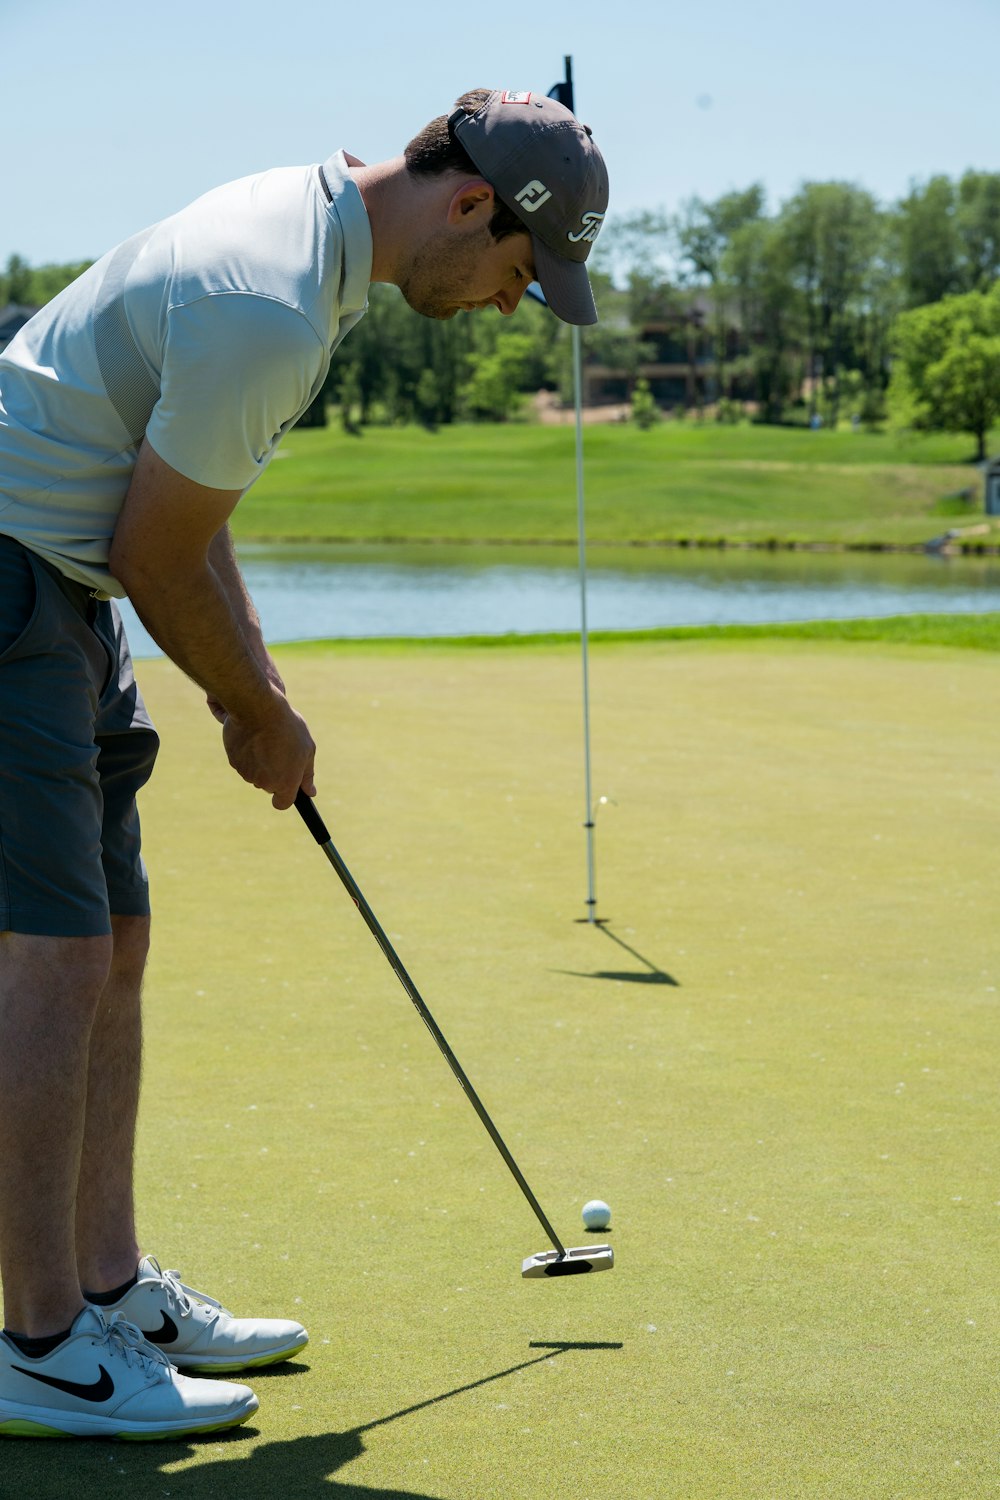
[
  {"xmin": 175, "ymin": 1338, "xmax": 307, "ymax": 1374},
  {"xmin": 0, "ymin": 1405, "xmax": 257, "ymax": 1441}
]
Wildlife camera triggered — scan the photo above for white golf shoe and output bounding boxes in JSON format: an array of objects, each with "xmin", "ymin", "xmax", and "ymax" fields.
[
  {"xmin": 0, "ymin": 1306, "xmax": 258, "ymax": 1440},
  {"xmin": 92, "ymin": 1256, "xmax": 308, "ymax": 1373}
]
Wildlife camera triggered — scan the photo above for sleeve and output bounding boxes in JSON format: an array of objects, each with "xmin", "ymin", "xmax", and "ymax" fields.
[{"xmin": 145, "ymin": 293, "xmax": 326, "ymax": 491}]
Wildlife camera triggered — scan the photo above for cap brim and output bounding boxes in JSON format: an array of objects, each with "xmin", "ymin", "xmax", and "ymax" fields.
[{"xmin": 531, "ymin": 237, "xmax": 598, "ymax": 326}]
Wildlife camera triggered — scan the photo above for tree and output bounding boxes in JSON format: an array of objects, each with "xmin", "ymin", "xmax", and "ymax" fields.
[
  {"xmin": 674, "ymin": 185, "xmax": 766, "ymax": 398},
  {"xmin": 893, "ymin": 171, "xmax": 1000, "ymax": 305},
  {"xmin": 459, "ymin": 332, "xmax": 537, "ymax": 421},
  {"xmin": 414, "ymin": 368, "xmax": 441, "ymax": 431},
  {"xmin": 598, "ymin": 211, "xmax": 681, "ymax": 326},
  {"xmin": 891, "ymin": 285, "xmax": 1000, "ymax": 460},
  {"xmin": 581, "ymin": 318, "xmax": 654, "ymax": 401},
  {"xmin": 600, "ymin": 209, "xmax": 674, "ymax": 288},
  {"xmin": 724, "ymin": 217, "xmax": 800, "ymax": 422},
  {"xmin": 893, "ymin": 177, "xmax": 960, "ymax": 308},
  {"xmin": 780, "ymin": 182, "xmax": 883, "ymax": 425},
  {"xmin": 337, "ymin": 364, "xmax": 363, "ymax": 435},
  {"xmin": 922, "ymin": 336, "xmax": 1000, "ymax": 458},
  {"xmin": 1, "ymin": 254, "xmax": 33, "ymax": 306},
  {"xmin": 0, "ymin": 255, "xmax": 92, "ymax": 308},
  {"xmin": 629, "ymin": 376, "xmax": 659, "ymax": 428},
  {"xmin": 956, "ymin": 170, "xmax": 1000, "ymax": 291}
]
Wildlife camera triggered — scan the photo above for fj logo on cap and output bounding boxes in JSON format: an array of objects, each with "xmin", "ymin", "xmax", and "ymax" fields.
[
  {"xmin": 515, "ymin": 180, "xmax": 553, "ymax": 212},
  {"xmin": 567, "ymin": 212, "xmax": 605, "ymax": 244}
]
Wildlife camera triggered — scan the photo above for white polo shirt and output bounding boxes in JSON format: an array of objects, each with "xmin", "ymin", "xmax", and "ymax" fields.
[{"xmin": 0, "ymin": 150, "xmax": 372, "ymax": 597}]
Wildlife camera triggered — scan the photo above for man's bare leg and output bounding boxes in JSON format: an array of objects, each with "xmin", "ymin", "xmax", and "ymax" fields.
[
  {"xmin": 75, "ymin": 915, "xmax": 150, "ymax": 1297},
  {"xmin": 0, "ymin": 933, "xmax": 112, "ymax": 1338}
]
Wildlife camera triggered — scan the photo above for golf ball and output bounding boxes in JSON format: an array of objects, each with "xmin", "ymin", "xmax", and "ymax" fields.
[{"xmin": 582, "ymin": 1198, "xmax": 612, "ymax": 1231}]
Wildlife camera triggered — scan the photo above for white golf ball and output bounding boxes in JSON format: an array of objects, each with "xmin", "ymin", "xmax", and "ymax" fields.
[{"xmin": 581, "ymin": 1198, "xmax": 612, "ymax": 1231}]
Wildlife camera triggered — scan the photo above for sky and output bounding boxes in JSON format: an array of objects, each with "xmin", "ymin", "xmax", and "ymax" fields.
[{"xmin": 3, "ymin": 0, "xmax": 997, "ymax": 267}]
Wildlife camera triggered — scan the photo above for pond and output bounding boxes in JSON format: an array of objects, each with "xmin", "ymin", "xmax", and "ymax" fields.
[{"xmin": 118, "ymin": 542, "xmax": 1000, "ymax": 658}]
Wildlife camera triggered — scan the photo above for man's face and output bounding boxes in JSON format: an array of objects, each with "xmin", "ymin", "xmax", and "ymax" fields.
[{"xmin": 399, "ymin": 221, "xmax": 536, "ymax": 321}]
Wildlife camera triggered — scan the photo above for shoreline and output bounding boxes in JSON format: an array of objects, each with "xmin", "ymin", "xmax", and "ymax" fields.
[{"xmin": 235, "ymin": 532, "xmax": 1000, "ymax": 556}]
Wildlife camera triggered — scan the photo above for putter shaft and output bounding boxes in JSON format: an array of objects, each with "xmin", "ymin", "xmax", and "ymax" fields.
[{"xmin": 295, "ymin": 791, "xmax": 567, "ymax": 1258}]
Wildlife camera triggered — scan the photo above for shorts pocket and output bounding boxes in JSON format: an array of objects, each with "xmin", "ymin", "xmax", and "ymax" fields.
[{"xmin": 0, "ymin": 539, "xmax": 40, "ymax": 662}]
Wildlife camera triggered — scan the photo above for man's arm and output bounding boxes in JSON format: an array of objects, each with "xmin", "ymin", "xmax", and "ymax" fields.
[
  {"xmin": 204, "ymin": 524, "xmax": 286, "ymax": 721},
  {"xmin": 109, "ymin": 438, "xmax": 315, "ymax": 809}
]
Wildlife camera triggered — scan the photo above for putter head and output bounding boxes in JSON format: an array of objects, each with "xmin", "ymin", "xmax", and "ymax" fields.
[{"xmin": 522, "ymin": 1244, "xmax": 614, "ymax": 1279}]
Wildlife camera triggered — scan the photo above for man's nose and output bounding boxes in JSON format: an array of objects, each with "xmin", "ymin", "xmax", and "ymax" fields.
[{"xmin": 496, "ymin": 281, "xmax": 528, "ymax": 316}]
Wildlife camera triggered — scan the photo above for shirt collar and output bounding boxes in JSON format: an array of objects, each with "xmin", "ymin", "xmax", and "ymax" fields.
[{"xmin": 320, "ymin": 149, "xmax": 373, "ymax": 315}]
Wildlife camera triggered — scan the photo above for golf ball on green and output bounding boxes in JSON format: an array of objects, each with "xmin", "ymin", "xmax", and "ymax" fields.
[{"xmin": 582, "ymin": 1199, "xmax": 612, "ymax": 1230}]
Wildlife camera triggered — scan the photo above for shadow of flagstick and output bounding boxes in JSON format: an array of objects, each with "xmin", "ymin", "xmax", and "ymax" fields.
[
  {"xmin": 597, "ymin": 924, "xmax": 679, "ymax": 985},
  {"xmin": 556, "ymin": 922, "xmax": 680, "ymax": 987},
  {"xmin": 355, "ymin": 1341, "xmax": 623, "ymax": 1435}
]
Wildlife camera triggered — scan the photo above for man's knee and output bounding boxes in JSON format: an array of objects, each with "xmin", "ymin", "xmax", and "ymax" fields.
[{"xmin": 0, "ymin": 932, "xmax": 116, "ymax": 1012}]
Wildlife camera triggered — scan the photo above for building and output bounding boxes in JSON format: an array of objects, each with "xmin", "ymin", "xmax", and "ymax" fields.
[{"xmin": 582, "ymin": 296, "xmax": 752, "ymax": 410}]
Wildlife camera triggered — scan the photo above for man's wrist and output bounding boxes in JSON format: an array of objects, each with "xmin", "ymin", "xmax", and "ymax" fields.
[{"xmin": 220, "ymin": 677, "xmax": 289, "ymax": 729}]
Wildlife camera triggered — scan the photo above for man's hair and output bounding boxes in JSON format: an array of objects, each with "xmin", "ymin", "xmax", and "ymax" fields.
[{"xmin": 404, "ymin": 88, "xmax": 526, "ymax": 243}]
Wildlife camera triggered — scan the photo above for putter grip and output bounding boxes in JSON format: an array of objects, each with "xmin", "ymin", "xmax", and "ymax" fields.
[{"xmin": 295, "ymin": 789, "xmax": 331, "ymax": 845}]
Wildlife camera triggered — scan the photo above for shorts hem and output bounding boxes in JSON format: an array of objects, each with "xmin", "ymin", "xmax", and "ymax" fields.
[
  {"xmin": 0, "ymin": 909, "xmax": 114, "ymax": 938},
  {"xmin": 107, "ymin": 888, "xmax": 152, "ymax": 918}
]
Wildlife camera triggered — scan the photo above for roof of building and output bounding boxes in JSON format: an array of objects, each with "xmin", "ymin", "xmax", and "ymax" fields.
[{"xmin": 0, "ymin": 303, "xmax": 39, "ymax": 345}]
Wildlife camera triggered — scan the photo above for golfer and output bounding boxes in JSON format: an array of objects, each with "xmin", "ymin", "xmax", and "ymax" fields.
[{"xmin": 0, "ymin": 88, "xmax": 608, "ymax": 1439}]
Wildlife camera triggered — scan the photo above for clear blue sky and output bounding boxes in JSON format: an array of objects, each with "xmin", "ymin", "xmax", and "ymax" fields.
[{"xmin": 4, "ymin": 0, "xmax": 997, "ymax": 266}]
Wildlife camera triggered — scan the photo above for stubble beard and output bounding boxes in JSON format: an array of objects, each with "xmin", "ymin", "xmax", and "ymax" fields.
[{"xmin": 398, "ymin": 227, "xmax": 490, "ymax": 321}]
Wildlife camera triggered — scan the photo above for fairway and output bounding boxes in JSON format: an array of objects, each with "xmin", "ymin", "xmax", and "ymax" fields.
[{"xmin": 7, "ymin": 638, "xmax": 996, "ymax": 1499}]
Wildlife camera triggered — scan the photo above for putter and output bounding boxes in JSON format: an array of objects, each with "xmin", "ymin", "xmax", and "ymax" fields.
[{"xmin": 295, "ymin": 791, "xmax": 613, "ymax": 1280}]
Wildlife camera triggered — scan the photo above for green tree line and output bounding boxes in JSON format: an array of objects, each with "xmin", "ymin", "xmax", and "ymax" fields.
[
  {"xmin": 598, "ymin": 168, "xmax": 999, "ymax": 447},
  {"xmin": 0, "ymin": 253, "xmax": 94, "ymax": 308},
  {"xmin": 3, "ymin": 167, "xmax": 998, "ymax": 452}
]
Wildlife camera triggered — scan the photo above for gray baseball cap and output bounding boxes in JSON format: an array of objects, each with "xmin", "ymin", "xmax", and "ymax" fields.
[{"xmin": 448, "ymin": 89, "xmax": 609, "ymax": 326}]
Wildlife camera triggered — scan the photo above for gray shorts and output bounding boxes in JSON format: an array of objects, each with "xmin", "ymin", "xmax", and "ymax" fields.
[{"xmin": 0, "ymin": 534, "xmax": 159, "ymax": 936}]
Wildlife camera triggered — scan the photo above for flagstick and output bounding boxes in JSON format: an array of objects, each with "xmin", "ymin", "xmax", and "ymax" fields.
[
  {"xmin": 573, "ymin": 322, "xmax": 598, "ymax": 924},
  {"xmin": 547, "ymin": 53, "xmax": 600, "ymax": 924}
]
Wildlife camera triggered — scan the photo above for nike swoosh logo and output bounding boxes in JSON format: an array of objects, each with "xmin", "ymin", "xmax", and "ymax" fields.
[
  {"xmin": 13, "ymin": 1364, "xmax": 115, "ymax": 1403},
  {"xmin": 138, "ymin": 1311, "xmax": 179, "ymax": 1345}
]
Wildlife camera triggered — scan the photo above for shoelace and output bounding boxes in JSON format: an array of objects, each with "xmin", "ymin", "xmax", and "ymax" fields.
[
  {"xmin": 153, "ymin": 1261, "xmax": 228, "ymax": 1322},
  {"xmin": 103, "ymin": 1315, "xmax": 172, "ymax": 1379}
]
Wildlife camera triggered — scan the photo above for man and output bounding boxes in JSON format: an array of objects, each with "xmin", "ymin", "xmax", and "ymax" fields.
[{"xmin": 0, "ymin": 87, "xmax": 608, "ymax": 1440}]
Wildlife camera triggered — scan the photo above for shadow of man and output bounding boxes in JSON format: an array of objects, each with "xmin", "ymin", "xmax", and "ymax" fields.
[
  {"xmin": 0, "ymin": 1428, "xmax": 439, "ymax": 1500},
  {"xmin": 160, "ymin": 1429, "xmax": 441, "ymax": 1498}
]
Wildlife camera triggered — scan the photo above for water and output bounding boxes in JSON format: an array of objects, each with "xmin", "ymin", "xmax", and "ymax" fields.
[{"xmin": 117, "ymin": 542, "xmax": 1000, "ymax": 658}]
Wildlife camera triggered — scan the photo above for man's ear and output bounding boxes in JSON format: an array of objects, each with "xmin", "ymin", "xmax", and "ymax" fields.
[{"xmin": 446, "ymin": 179, "xmax": 495, "ymax": 225}]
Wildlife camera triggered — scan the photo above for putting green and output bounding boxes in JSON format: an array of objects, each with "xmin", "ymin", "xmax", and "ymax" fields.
[{"xmin": 6, "ymin": 639, "xmax": 996, "ymax": 1498}]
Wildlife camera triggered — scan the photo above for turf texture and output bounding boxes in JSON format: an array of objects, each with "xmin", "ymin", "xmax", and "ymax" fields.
[{"xmin": 4, "ymin": 638, "xmax": 996, "ymax": 1498}]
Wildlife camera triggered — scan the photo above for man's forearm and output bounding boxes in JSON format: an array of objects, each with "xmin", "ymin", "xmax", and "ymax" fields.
[
  {"xmin": 124, "ymin": 544, "xmax": 281, "ymax": 726},
  {"xmin": 206, "ymin": 526, "xmax": 279, "ymax": 684}
]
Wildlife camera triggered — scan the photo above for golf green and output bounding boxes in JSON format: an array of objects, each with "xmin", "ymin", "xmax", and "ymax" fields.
[{"xmin": 6, "ymin": 638, "xmax": 996, "ymax": 1498}]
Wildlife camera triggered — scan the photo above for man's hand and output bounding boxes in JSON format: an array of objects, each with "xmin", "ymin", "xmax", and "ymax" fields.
[{"xmin": 222, "ymin": 696, "xmax": 316, "ymax": 810}]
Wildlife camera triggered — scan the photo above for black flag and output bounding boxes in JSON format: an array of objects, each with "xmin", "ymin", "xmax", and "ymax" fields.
[{"xmin": 548, "ymin": 56, "xmax": 574, "ymax": 115}]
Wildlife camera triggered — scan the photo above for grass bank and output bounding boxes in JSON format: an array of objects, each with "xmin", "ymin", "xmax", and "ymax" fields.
[
  {"xmin": 278, "ymin": 612, "xmax": 1000, "ymax": 654},
  {"xmin": 234, "ymin": 421, "xmax": 1000, "ymax": 550}
]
